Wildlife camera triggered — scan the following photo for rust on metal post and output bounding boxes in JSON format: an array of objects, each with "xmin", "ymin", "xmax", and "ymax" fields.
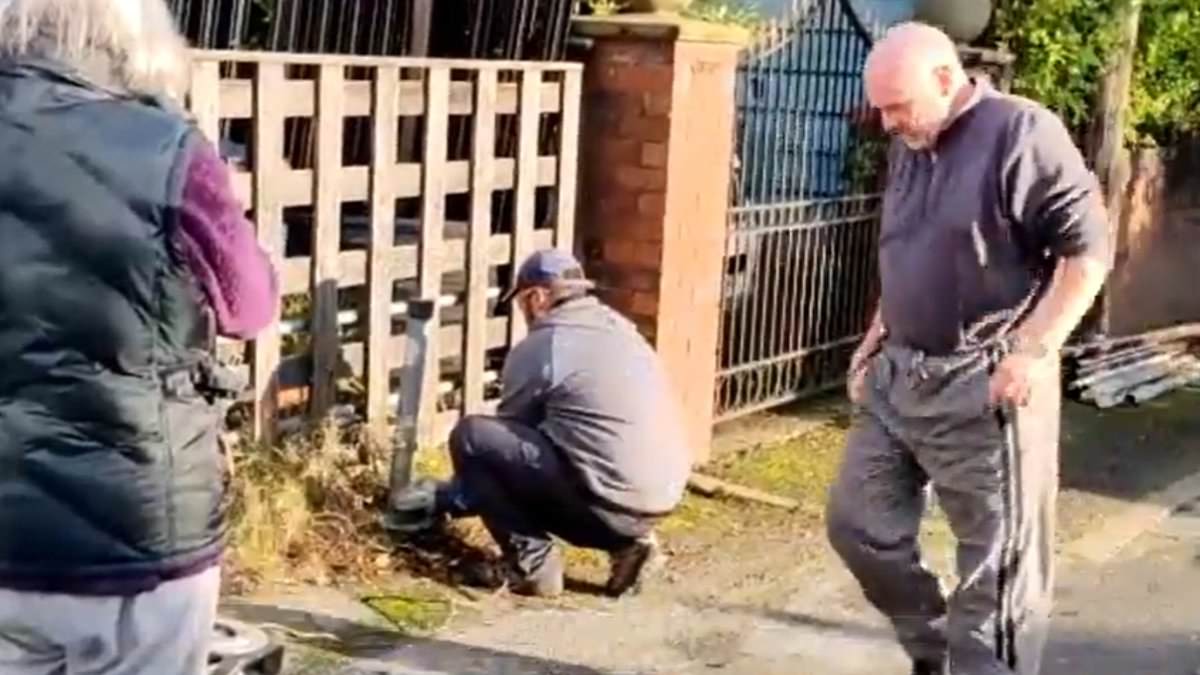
[
  {"xmin": 310, "ymin": 64, "xmax": 346, "ymax": 419},
  {"xmin": 465, "ymin": 69, "xmax": 498, "ymax": 414},
  {"xmin": 366, "ymin": 66, "xmax": 400, "ymax": 443},
  {"xmin": 415, "ymin": 66, "xmax": 450, "ymax": 448},
  {"xmin": 252, "ymin": 61, "xmax": 286, "ymax": 443}
]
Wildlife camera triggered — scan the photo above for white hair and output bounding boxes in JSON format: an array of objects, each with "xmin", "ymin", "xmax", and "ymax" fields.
[
  {"xmin": 867, "ymin": 21, "xmax": 964, "ymax": 80},
  {"xmin": 0, "ymin": 0, "xmax": 190, "ymax": 99}
]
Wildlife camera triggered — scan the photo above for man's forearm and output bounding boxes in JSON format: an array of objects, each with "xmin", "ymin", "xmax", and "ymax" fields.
[
  {"xmin": 852, "ymin": 307, "xmax": 887, "ymax": 365},
  {"xmin": 1014, "ymin": 255, "xmax": 1109, "ymax": 353}
]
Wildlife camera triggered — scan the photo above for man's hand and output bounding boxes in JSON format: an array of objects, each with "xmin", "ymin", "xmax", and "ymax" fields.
[
  {"xmin": 847, "ymin": 307, "xmax": 887, "ymax": 404},
  {"xmin": 988, "ymin": 352, "xmax": 1052, "ymax": 409},
  {"xmin": 847, "ymin": 346, "xmax": 876, "ymax": 405}
]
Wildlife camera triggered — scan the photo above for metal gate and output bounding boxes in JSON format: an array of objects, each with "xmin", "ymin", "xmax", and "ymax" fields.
[{"xmin": 715, "ymin": 0, "xmax": 886, "ymax": 421}]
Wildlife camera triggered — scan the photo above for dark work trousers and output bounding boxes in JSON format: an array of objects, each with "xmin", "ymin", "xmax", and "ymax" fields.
[
  {"xmin": 447, "ymin": 415, "xmax": 656, "ymax": 578},
  {"xmin": 826, "ymin": 342, "xmax": 1059, "ymax": 675}
]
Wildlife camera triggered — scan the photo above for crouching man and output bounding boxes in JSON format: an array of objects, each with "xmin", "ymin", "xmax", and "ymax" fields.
[{"xmin": 436, "ymin": 249, "xmax": 692, "ymax": 598}]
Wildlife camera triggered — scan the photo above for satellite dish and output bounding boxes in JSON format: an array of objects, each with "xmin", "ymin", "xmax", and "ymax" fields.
[
  {"xmin": 843, "ymin": 0, "xmax": 917, "ymax": 31},
  {"xmin": 915, "ymin": 0, "xmax": 994, "ymax": 43}
]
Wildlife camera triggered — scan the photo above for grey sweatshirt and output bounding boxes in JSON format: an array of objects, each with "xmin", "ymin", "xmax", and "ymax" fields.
[{"xmin": 498, "ymin": 296, "xmax": 691, "ymax": 515}]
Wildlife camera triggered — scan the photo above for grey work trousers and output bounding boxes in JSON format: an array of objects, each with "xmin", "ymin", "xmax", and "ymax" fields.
[
  {"xmin": 0, "ymin": 566, "xmax": 220, "ymax": 675},
  {"xmin": 448, "ymin": 415, "xmax": 655, "ymax": 578},
  {"xmin": 826, "ymin": 343, "xmax": 1059, "ymax": 675}
]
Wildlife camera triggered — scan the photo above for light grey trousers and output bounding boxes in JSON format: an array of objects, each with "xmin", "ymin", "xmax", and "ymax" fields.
[
  {"xmin": 0, "ymin": 566, "xmax": 220, "ymax": 675},
  {"xmin": 827, "ymin": 343, "xmax": 1058, "ymax": 675}
]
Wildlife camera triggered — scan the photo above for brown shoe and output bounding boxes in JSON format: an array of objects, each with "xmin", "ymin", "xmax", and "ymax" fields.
[{"xmin": 605, "ymin": 533, "xmax": 662, "ymax": 597}]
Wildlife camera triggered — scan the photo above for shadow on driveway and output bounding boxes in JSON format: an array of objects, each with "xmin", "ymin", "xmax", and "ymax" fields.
[{"xmin": 224, "ymin": 601, "xmax": 610, "ymax": 675}]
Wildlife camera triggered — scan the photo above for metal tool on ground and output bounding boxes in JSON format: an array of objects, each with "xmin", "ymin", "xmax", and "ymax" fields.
[
  {"xmin": 202, "ymin": 314, "xmax": 286, "ymax": 674},
  {"xmin": 1065, "ymin": 323, "xmax": 1200, "ymax": 408},
  {"xmin": 383, "ymin": 299, "xmax": 441, "ymax": 534},
  {"xmin": 207, "ymin": 618, "xmax": 285, "ymax": 674}
]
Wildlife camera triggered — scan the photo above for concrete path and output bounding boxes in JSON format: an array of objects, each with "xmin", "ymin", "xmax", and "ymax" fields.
[{"xmin": 271, "ymin": 495, "xmax": 1200, "ymax": 675}]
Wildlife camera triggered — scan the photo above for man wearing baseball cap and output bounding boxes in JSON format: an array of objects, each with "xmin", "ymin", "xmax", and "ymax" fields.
[{"xmin": 434, "ymin": 248, "xmax": 692, "ymax": 598}]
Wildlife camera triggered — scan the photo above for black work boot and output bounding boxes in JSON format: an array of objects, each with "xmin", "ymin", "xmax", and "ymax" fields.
[
  {"xmin": 606, "ymin": 532, "xmax": 662, "ymax": 597},
  {"xmin": 911, "ymin": 659, "xmax": 946, "ymax": 675}
]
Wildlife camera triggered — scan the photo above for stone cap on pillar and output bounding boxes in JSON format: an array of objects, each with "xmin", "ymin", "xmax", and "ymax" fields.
[{"xmin": 572, "ymin": 13, "xmax": 751, "ymax": 46}]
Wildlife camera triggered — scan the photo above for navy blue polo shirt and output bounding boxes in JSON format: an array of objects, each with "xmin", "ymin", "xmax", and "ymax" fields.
[{"xmin": 878, "ymin": 81, "xmax": 1110, "ymax": 355}]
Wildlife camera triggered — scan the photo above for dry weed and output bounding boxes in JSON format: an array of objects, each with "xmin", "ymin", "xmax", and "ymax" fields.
[{"xmin": 224, "ymin": 422, "xmax": 394, "ymax": 593}]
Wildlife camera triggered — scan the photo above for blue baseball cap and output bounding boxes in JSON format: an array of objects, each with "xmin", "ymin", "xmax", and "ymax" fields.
[{"xmin": 501, "ymin": 248, "xmax": 595, "ymax": 304}]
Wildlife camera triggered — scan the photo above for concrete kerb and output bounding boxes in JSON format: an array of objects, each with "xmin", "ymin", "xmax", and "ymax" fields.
[{"xmin": 1063, "ymin": 467, "xmax": 1200, "ymax": 565}]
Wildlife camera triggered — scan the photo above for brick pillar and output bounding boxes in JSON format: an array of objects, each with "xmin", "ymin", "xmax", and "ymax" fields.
[{"xmin": 574, "ymin": 16, "xmax": 745, "ymax": 464}]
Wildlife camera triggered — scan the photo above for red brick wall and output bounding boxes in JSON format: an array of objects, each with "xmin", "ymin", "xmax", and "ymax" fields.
[
  {"xmin": 579, "ymin": 37, "xmax": 675, "ymax": 343},
  {"xmin": 577, "ymin": 31, "xmax": 740, "ymax": 462}
]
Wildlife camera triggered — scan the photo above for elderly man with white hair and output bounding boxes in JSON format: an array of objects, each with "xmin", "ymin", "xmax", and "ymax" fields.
[
  {"xmin": 825, "ymin": 22, "xmax": 1110, "ymax": 675},
  {"xmin": 0, "ymin": 1, "xmax": 277, "ymax": 674}
]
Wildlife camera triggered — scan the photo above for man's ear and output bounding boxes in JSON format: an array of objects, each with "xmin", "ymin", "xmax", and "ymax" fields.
[{"xmin": 933, "ymin": 65, "xmax": 954, "ymax": 96}]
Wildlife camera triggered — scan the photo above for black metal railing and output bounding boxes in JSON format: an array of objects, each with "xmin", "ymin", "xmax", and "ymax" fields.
[
  {"xmin": 168, "ymin": 0, "xmax": 577, "ymax": 60},
  {"xmin": 716, "ymin": 0, "xmax": 886, "ymax": 421}
]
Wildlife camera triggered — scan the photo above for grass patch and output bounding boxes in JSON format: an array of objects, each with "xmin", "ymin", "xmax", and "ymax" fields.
[
  {"xmin": 363, "ymin": 588, "xmax": 454, "ymax": 633},
  {"xmin": 704, "ymin": 421, "xmax": 848, "ymax": 518},
  {"xmin": 282, "ymin": 644, "xmax": 350, "ymax": 675}
]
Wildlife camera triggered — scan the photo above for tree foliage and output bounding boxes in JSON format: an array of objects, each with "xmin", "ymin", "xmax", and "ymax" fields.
[
  {"xmin": 995, "ymin": 0, "xmax": 1200, "ymax": 146},
  {"xmin": 992, "ymin": 0, "xmax": 1122, "ymax": 133},
  {"xmin": 1129, "ymin": 0, "xmax": 1200, "ymax": 145}
]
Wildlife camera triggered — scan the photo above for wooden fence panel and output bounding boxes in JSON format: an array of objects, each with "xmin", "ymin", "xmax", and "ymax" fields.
[
  {"xmin": 311, "ymin": 64, "xmax": 345, "ymax": 418},
  {"xmin": 251, "ymin": 62, "xmax": 286, "ymax": 444},
  {"xmin": 465, "ymin": 70, "xmax": 498, "ymax": 415},
  {"xmin": 556, "ymin": 69, "xmax": 582, "ymax": 254},
  {"xmin": 415, "ymin": 66, "xmax": 450, "ymax": 448},
  {"xmin": 508, "ymin": 70, "xmax": 542, "ymax": 346},
  {"xmin": 187, "ymin": 51, "xmax": 582, "ymax": 444},
  {"xmin": 366, "ymin": 66, "xmax": 400, "ymax": 444}
]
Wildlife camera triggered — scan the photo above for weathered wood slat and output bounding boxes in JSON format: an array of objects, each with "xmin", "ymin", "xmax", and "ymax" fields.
[
  {"xmin": 229, "ymin": 157, "xmax": 559, "ymax": 210},
  {"xmin": 310, "ymin": 64, "xmax": 344, "ymax": 419},
  {"xmin": 464, "ymin": 71, "xmax": 498, "ymax": 415},
  {"xmin": 276, "ymin": 403, "xmax": 499, "ymax": 446},
  {"xmin": 252, "ymin": 62, "xmax": 286, "ymax": 444},
  {"xmin": 191, "ymin": 54, "xmax": 582, "ymax": 445},
  {"xmin": 217, "ymin": 80, "xmax": 565, "ymax": 119},
  {"xmin": 415, "ymin": 67, "xmax": 450, "ymax": 448},
  {"xmin": 508, "ymin": 70, "xmax": 542, "ymax": 346},
  {"xmin": 193, "ymin": 49, "xmax": 585, "ymax": 73},
  {"xmin": 231, "ymin": 317, "xmax": 510, "ymax": 387},
  {"xmin": 366, "ymin": 67, "xmax": 400, "ymax": 443},
  {"xmin": 278, "ymin": 229, "xmax": 554, "ymax": 296},
  {"xmin": 189, "ymin": 61, "xmax": 221, "ymax": 142},
  {"xmin": 555, "ymin": 70, "xmax": 582, "ymax": 253}
]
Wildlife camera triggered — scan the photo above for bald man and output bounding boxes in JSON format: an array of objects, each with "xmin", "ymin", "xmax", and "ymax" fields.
[{"xmin": 824, "ymin": 23, "xmax": 1110, "ymax": 675}]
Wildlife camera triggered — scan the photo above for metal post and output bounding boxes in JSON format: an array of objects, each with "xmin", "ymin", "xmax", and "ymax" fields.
[
  {"xmin": 388, "ymin": 298, "xmax": 436, "ymax": 504},
  {"xmin": 383, "ymin": 299, "xmax": 439, "ymax": 533}
]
